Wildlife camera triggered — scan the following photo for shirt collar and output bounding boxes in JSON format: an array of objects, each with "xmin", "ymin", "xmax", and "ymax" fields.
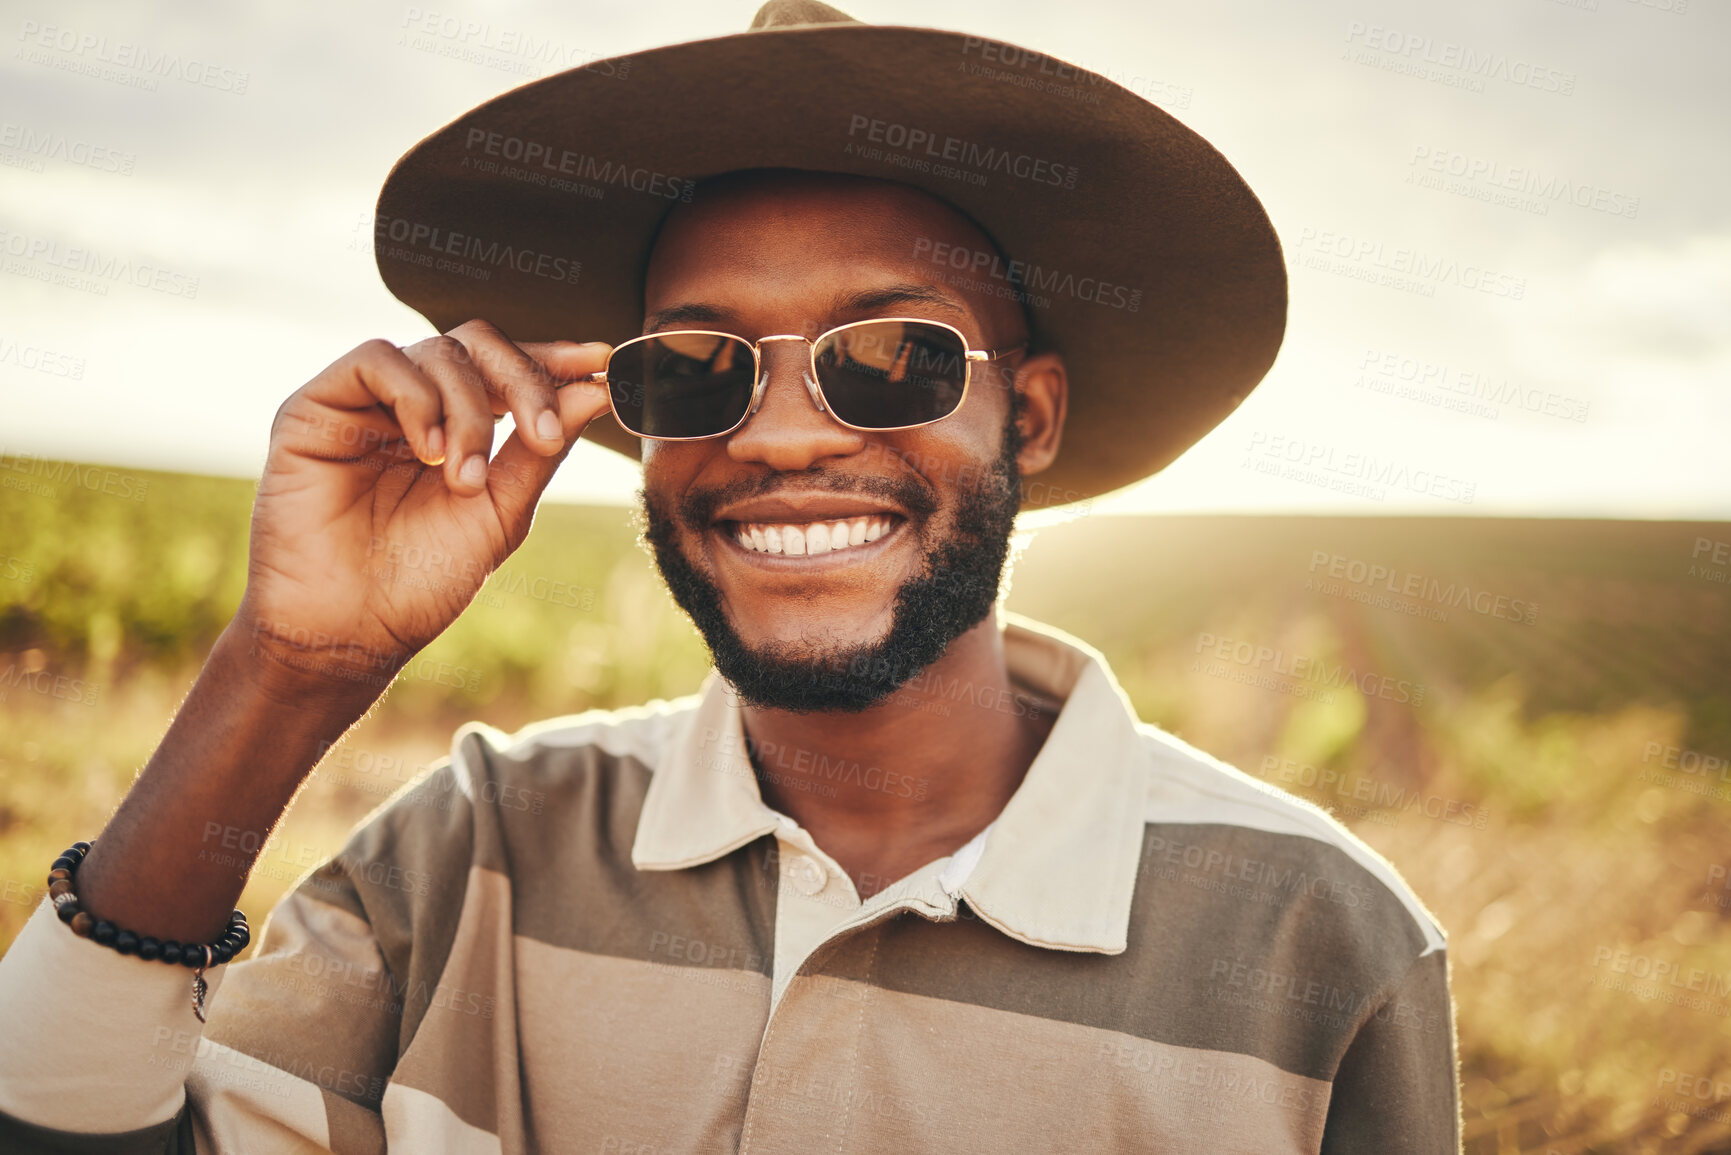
[{"xmin": 631, "ymin": 613, "xmax": 1148, "ymax": 955}]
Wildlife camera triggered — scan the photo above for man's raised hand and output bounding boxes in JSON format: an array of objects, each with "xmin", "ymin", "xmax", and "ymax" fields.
[{"xmin": 241, "ymin": 320, "xmax": 613, "ymax": 696}]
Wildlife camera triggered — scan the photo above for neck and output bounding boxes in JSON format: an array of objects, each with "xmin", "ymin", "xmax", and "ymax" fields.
[{"xmin": 741, "ymin": 614, "xmax": 1056, "ymax": 898}]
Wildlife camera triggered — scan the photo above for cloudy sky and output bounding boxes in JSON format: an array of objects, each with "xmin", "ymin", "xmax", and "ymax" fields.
[{"xmin": 2, "ymin": 0, "xmax": 1725, "ymax": 516}]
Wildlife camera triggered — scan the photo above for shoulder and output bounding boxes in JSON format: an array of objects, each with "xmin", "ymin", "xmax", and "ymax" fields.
[
  {"xmin": 446, "ymin": 691, "xmax": 706, "ymax": 789},
  {"xmin": 1132, "ymin": 724, "xmax": 1447, "ymax": 960}
]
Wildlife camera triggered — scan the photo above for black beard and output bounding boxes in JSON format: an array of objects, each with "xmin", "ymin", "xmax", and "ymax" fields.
[{"xmin": 643, "ymin": 412, "xmax": 1023, "ymax": 714}]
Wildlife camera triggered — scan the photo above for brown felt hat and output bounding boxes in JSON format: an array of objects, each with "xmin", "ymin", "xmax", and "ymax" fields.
[{"xmin": 375, "ymin": 0, "xmax": 1286, "ymax": 505}]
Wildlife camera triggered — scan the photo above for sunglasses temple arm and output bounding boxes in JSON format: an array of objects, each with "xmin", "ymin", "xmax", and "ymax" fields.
[{"xmin": 554, "ymin": 371, "xmax": 610, "ymax": 388}]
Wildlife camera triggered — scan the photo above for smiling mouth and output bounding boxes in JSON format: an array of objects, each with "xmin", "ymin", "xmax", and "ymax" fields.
[{"xmin": 721, "ymin": 514, "xmax": 902, "ymax": 556}]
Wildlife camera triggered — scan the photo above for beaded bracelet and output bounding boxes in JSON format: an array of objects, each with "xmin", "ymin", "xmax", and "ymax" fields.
[{"xmin": 49, "ymin": 840, "xmax": 250, "ymax": 1023}]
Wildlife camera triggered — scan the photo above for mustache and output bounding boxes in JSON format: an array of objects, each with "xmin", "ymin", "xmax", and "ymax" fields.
[{"xmin": 676, "ymin": 467, "xmax": 940, "ymax": 529}]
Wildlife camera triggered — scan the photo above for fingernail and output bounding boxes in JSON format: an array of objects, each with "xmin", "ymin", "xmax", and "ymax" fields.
[
  {"xmin": 581, "ymin": 341, "xmax": 612, "ymax": 351},
  {"xmin": 424, "ymin": 426, "xmax": 446, "ymax": 466},
  {"xmin": 535, "ymin": 410, "xmax": 562, "ymax": 442},
  {"xmin": 460, "ymin": 455, "xmax": 487, "ymax": 486}
]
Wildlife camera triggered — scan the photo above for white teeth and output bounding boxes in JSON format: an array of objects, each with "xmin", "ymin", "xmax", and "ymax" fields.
[{"xmin": 729, "ymin": 515, "xmax": 895, "ymax": 555}]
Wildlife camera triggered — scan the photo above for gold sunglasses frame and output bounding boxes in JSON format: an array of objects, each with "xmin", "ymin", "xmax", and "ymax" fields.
[{"xmin": 578, "ymin": 316, "xmax": 1025, "ymax": 442}]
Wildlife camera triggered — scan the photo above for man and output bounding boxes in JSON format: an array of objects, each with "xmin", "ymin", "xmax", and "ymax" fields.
[{"xmin": 0, "ymin": 2, "xmax": 1458, "ymax": 1152}]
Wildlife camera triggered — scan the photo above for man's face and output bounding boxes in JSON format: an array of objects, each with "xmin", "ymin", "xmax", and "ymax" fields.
[{"xmin": 637, "ymin": 170, "xmax": 1061, "ymax": 711}]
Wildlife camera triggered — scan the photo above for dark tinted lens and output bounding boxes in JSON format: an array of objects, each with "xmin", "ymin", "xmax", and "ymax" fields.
[
  {"xmin": 607, "ymin": 332, "xmax": 755, "ymax": 438},
  {"xmin": 813, "ymin": 321, "xmax": 968, "ymax": 429}
]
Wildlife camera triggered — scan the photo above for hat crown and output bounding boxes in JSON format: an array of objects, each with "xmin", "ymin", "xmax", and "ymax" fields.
[{"xmin": 749, "ymin": 0, "xmax": 858, "ymax": 30}]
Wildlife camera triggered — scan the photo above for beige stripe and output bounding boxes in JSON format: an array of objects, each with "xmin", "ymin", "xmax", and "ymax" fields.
[
  {"xmin": 185, "ymin": 1040, "xmax": 332, "ymax": 1154},
  {"xmin": 514, "ymin": 935, "xmax": 771, "ymax": 1153},
  {"xmin": 742, "ymin": 977, "xmax": 1331, "ymax": 1154},
  {"xmin": 381, "ymin": 1083, "xmax": 503, "ymax": 1155}
]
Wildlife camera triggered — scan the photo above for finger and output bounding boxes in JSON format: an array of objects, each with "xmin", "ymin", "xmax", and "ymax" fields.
[
  {"xmin": 440, "ymin": 320, "xmax": 580, "ymax": 458},
  {"xmin": 278, "ymin": 340, "xmax": 446, "ymax": 468},
  {"xmin": 486, "ymin": 377, "xmax": 615, "ymax": 536},
  {"xmin": 398, "ymin": 334, "xmax": 501, "ymax": 495},
  {"xmin": 517, "ymin": 339, "xmax": 612, "ymax": 385}
]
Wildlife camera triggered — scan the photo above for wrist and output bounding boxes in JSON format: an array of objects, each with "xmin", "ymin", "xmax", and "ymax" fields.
[{"xmin": 214, "ymin": 615, "xmax": 402, "ymax": 719}]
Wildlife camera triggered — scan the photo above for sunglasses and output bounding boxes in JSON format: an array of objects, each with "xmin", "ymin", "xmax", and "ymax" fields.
[{"xmin": 580, "ymin": 317, "xmax": 1024, "ymax": 441}]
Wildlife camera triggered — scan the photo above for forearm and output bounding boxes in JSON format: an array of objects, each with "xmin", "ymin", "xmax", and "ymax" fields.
[{"xmin": 73, "ymin": 618, "xmax": 386, "ymax": 945}]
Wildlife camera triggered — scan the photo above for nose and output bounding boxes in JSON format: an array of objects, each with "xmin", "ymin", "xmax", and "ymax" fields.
[{"xmin": 725, "ymin": 339, "xmax": 865, "ymax": 472}]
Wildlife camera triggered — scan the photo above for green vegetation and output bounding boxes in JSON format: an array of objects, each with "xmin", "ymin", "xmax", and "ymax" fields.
[{"xmin": 3, "ymin": 465, "xmax": 1729, "ymax": 1152}]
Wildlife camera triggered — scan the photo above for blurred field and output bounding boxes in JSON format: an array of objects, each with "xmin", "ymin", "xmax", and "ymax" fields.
[{"xmin": 2, "ymin": 462, "xmax": 1729, "ymax": 1153}]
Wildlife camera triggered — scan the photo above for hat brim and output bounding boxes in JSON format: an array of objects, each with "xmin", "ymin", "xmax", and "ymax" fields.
[{"xmin": 375, "ymin": 22, "xmax": 1286, "ymax": 506}]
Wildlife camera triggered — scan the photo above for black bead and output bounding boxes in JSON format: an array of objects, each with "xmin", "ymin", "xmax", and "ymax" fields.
[
  {"xmin": 71, "ymin": 841, "xmax": 92, "ymax": 855},
  {"xmin": 92, "ymin": 920, "xmax": 116, "ymax": 945},
  {"xmin": 137, "ymin": 937, "xmax": 161, "ymax": 961},
  {"xmin": 160, "ymin": 941, "xmax": 183, "ymax": 965},
  {"xmin": 232, "ymin": 926, "xmax": 251, "ymax": 948},
  {"xmin": 183, "ymin": 947, "xmax": 207, "ymax": 968},
  {"xmin": 51, "ymin": 857, "xmax": 76, "ymax": 873},
  {"xmin": 114, "ymin": 930, "xmax": 139, "ymax": 955},
  {"xmin": 212, "ymin": 942, "xmax": 233, "ymax": 964},
  {"xmin": 55, "ymin": 900, "xmax": 80, "ymax": 923}
]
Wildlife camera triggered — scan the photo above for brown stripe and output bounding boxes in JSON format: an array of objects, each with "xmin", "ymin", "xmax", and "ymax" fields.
[
  {"xmin": 809, "ymin": 823, "xmax": 1438, "ymax": 1081},
  {"xmin": 388, "ymin": 867, "xmax": 516, "ymax": 1141},
  {"xmin": 1319, "ymin": 948, "xmax": 1460, "ymax": 1152},
  {"xmin": 321, "ymin": 1087, "xmax": 386, "ymax": 1155},
  {"xmin": 462, "ymin": 734, "xmax": 778, "ymax": 975}
]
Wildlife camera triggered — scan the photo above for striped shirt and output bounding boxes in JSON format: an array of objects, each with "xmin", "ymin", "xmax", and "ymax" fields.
[{"xmin": 0, "ymin": 615, "xmax": 1460, "ymax": 1153}]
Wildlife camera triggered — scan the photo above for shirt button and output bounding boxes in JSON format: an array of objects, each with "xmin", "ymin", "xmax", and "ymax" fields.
[{"xmin": 784, "ymin": 854, "xmax": 827, "ymax": 896}]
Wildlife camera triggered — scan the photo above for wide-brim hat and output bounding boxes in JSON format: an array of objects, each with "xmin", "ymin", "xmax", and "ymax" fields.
[{"xmin": 375, "ymin": 0, "xmax": 1286, "ymax": 506}]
